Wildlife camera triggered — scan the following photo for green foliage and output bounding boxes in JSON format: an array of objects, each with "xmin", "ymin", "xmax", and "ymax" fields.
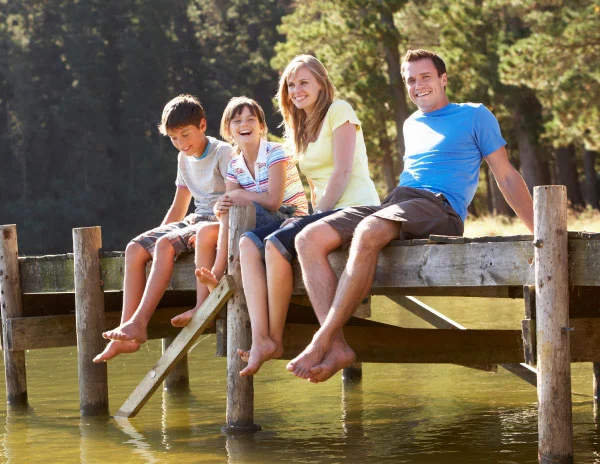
[{"xmin": 499, "ymin": 0, "xmax": 600, "ymax": 150}]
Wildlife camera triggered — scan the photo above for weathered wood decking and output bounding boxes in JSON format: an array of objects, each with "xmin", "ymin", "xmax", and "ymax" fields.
[{"xmin": 1, "ymin": 186, "xmax": 598, "ymax": 463}]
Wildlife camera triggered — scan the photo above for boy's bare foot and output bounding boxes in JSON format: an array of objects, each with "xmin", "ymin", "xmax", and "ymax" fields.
[
  {"xmin": 237, "ymin": 338, "xmax": 282, "ymax": 376},
  {"xmin": 172, "ymin": 268, "xmax": 220, "ymax": 327},
  {"xmin": 102, "ymin": 320, "xmax": 148, "ymax": 344},
  {"xmin": 170, "ymin": 308, "xmax": 197, "ymax": 328},
  {"xmin": 196, "ymin": 267, "xmax": 218, "ymax": 291},
  {"xmin": 93, "ymin": 340, "xmax": 140, "ymax": 363},
  {"xmin": 308, "ymin": 340, "xmax": 356, "ymax": 383}
]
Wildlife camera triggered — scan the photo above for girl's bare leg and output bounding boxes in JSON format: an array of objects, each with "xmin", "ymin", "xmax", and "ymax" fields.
[
  {"xmin": 237, "ymin": 237, "xmax": 281, "ymax": 376},
  {"xmin": 171, "ymin": 222, "xmax": 220, "ymax": 327}
]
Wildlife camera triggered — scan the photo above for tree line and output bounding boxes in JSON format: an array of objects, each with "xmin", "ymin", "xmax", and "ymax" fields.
[{"xmin": 0, "ymin": 0, "xmax": 598, "ymax": 254}]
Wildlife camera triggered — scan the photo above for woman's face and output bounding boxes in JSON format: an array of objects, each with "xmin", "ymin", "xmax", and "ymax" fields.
[{"xmin": 287, "ymin": 66, "xmax": 322, "ymax": 115}]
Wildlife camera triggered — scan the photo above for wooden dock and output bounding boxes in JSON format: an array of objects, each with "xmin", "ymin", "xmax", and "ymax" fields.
[{"xmin": 1, "ymin": 185, "xmax": 597, "ymax": 463}]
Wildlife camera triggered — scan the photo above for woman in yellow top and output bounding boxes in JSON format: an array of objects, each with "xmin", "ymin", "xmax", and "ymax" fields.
[{"xmin": 236, "ymin": 54, "xmax": 379, "ymax": 376}]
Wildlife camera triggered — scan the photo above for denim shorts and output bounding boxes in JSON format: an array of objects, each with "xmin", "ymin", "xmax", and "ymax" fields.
[{"xmin": 242, "ymin": 210, "xmax": 339, "ymax": 262}]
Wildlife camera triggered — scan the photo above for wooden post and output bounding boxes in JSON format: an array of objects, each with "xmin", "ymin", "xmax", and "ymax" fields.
[
  {"xmin": 594, "ymin": 363, "xmax": 600, "ymax": 422},
  {"xmin": 0, "ymin": 224, "xmax": 28, "ymax": 407},
  {"xmin": 342, "ymin": 362, "xmax": 363, "ymax": 383},
  {"xmin": 162, "ymin": 337, "xmax": 190, "ymax": 392},
  {"xmin": 73, "ymin": 227, "xmax": 109, "ymax": 416},
  {"xmin": 534, "ymin": 186, "xmax": 573, "ymax": 463},
  {"xmin": 223, "ymin": 206, "xmax": 260, "ymax": 432}
]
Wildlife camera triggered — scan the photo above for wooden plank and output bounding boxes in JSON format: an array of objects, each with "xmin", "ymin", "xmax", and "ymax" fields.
[
  {"xmin": 5, "ymin": 307, "xmax": 194, "ymax": 351},
  {"xmin": 389, "ymin": 295, "xmax": 536, "ymax": 383},
  {"xmin": 280, "ymin": 323, "xmax": 526, "ymax": 364},
  {"xmin": 21, "ymin": 238, "xmax": 600, "ymax": 294},
  {"xmin": 115, "ymin": 276, "xmax": 234, "ymax": 418}
]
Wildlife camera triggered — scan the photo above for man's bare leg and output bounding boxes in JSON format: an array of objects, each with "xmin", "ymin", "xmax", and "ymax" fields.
[
  {"xmin": 171, "ymin": 223, "xmax": 220, "ymax": 327},
  {"xmin": 103, "ymin": 236, "xmax": 177, "ymax": 343},
  {"xmin": 237, "ymin": 237, "xmax": 282, "ymax": 376},
  {"xmin": 289, "ymin": 216, "xmax": 402, "ymax": 382},
  {"xmin": 93, "ymin": 242, "xmax": 150, "ymax": 362},
  {"xmin": 286, "ymin": 222, "xmax": 346, "ymax": 379}
]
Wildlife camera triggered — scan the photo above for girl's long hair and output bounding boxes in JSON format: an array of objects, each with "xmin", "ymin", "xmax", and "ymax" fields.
[{"xmin": 277, "ymin": 55, "xmax": 335, "ymax": 156}]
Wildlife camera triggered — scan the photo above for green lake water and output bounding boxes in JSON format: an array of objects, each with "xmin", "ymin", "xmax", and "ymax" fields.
[{"xmin": 1, "ymin": 296, "xmax": 599, "ymax": 463}]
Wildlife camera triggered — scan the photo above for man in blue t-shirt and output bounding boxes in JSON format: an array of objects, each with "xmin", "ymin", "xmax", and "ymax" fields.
[{"xmin": 287, "ymin": 49, "xmax": 534, "ymax": 383}]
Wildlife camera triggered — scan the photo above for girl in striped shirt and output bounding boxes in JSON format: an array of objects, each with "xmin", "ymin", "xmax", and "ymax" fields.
[{"xmin": 171, "ymin": 96, "xmax": 308, "ymax": 327}]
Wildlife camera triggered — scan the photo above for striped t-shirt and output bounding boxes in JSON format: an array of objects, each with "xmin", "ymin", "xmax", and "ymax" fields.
[{"xmin": 227, "ymin": 139, "xmax": 308, "ymax": 216}]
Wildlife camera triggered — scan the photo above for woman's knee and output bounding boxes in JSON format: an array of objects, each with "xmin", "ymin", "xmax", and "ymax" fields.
[{"xmin": 296, "ymin": 222, "xmax": 341, "ymax": 256}]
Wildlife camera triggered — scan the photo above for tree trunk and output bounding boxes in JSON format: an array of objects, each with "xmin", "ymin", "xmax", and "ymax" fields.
[
  {"xmin": 583, "ymin": 149, "xmax": 599, "ymax": 210},
  {"xmin": 555, "ymin": 145, "xmax": 585, "ymax": 208},
  {"xmin": 378, "ymin": 125, "xmax": 397, "ymax": 194},
  {"xmin": 378, "ymin": 3, "xmax": 409, "ymax": 175},
  {"xmin": 513, "ymin": 108, "xmax": 550, "ymax": 191},
  {"xmin": 485, "ymin": 164, "xmax": 512, "ymax": 216}
]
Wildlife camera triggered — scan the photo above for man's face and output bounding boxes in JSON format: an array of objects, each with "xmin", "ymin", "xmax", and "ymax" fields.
[{"xmin": 403, "ymin": 59, "xmax": 448, "ymax": 113}]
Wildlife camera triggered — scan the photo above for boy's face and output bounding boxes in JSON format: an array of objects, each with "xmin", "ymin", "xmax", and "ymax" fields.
[
  {"xmin": 167, "ymin": 120, "xmax": 207, "ymax": 157},
  {"xmin": 403, "ymin": 59, "xmax": 448, "ymax": 113}
]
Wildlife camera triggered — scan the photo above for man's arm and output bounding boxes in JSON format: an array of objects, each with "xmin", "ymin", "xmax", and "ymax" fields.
[
  {"xmin": 484, "ymin": 147, "xmax": 534, "ymax": 233},
  {"xmin": 162, "ymin": 186, "xmax": 192, "ymax": 225}
]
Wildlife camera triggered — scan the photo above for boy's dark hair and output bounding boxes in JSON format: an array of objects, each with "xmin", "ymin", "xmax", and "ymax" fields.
[
  {"xmin": 401, "ymin": 49, "xmax": 447, "ymax": 81},
  {"xmin": 158, "ymin": 94, "xmax": 206, "ymax": 135}
]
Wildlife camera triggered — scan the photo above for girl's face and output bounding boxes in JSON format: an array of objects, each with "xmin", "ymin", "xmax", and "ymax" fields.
[
  {"xmin": 287, "ymin": 66, "xmax": 322, "ymax": 114},
  {"xmin": 229, "ymin": 106, "xmax": 263, "ymax": 148}
]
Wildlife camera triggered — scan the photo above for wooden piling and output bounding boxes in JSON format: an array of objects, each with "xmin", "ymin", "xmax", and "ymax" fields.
[
  {"xmin": 73, "ymin": 227, "xmax": 109, "ymax": 416},
  {"xmin": 223, "ymin": 206, "xmax": 260, "ymax": 433},
  {"xmin": 162, "ymin": 337, "xmax": 190, "ymax": 392},
  {"xmin": 0, "ymin": 224, "xmax": 28, "ymax": 407},
  {"xmin": 594, "ymin": 363, "xmax": 600, "ymax": 422},
  {"xmin": 534, "ymin": 186, "xmax": 573, "ymax": 464}
]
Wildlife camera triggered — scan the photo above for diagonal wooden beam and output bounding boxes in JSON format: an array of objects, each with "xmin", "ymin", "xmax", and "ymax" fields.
[
  {"xmin": 387, "ymin": 295, "xmax": 537, "ymax": 386},
  {"xmin": 115, "ymin": 276, "xmax": 234, "ymax": 418}
]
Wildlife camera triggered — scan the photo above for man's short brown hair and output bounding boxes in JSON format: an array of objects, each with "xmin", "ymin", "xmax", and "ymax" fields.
[
  {"xmin": 401, "ymin": 49, "xmax": 447, "ymax": 82},
  {"xmin": 158, "ymin": 94, "xmax": 206, "ymax": 135}
]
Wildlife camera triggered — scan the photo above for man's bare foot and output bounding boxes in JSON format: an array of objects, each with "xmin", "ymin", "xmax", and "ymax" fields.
[
  {"xmin": 93, "ymin": 340, "xmax": 140, "ymax": 363},
  {"xmin": 196, "ymin": 267, "xmax": 218, "ymax": 291},
  {"xmin": 308, "ymin": 340, "xmax": 356, "ymax": 383},
  {"xmin": 286, "ymin": 339, "xmax": 329, "ymax": 380},
  {"xmin": 237, "ymin": 338, "xmax": 282, "ymax": 376},
  {"xmin": 102, "ymin": 320, "xmax": 148, "ymax": 344}
]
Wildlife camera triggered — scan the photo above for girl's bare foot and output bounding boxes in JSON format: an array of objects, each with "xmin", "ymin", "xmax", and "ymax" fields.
[
  {"xmin": 102, "ymin": 320, "xmax": 148, "ymax": 344},
  {"xmin": 237, "ymin": 338, "xmax": 282, "ymax": 376}
]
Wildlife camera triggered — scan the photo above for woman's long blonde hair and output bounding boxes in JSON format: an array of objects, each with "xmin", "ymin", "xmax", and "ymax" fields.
[{"xmin": 277, "ymin": 55, "xmax": 335, "ymax": 155}]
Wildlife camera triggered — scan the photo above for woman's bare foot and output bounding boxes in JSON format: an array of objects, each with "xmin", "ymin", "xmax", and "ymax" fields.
[
  {"xmin": 93, "ymin": 340, "xmax": 140, "ymax": 363},
  {"xmin": 237, "ymin": 338, "xmax": 282, "ymax": 376},
  {"xmin": 102, "ymin": 320, "xmax": 148, "ymax": 344}
]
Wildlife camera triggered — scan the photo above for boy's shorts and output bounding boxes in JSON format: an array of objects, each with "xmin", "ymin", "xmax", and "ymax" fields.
[
  {"xmin": 320, "ymin": 186, "xmax": 464, "ymax": 245},
  {"xmin": 131, "ymin": 213, "xmax": 217, "ymax": 257}
]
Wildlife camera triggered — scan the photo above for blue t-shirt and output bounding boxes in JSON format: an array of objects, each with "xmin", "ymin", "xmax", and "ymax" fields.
[{"xmin": 399, "ymin": 103, "xmax": 506, "ymax": 222}]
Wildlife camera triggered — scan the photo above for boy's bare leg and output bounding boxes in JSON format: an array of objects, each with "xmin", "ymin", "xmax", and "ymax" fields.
[
  {"xmin": 171, "ymin": 222, "xmax": 220, "ymax": 327},
  {"xmin": 286, "ymin": 222, "xmax": 348, "ymax": 380},
  {"xmin": 288, "ymin": 216, "xmax": 402, "ymax": 382},
  {"xmin": 237, "ymin": 237, "xmax": 282, "ymax": 376},
  {"xmin": 103, "ymin": 236, "xmax": 177, "ymax": 343},
  {"xmin": 93, "ymin": 242, "xmax": 151, "ymax": 362}
]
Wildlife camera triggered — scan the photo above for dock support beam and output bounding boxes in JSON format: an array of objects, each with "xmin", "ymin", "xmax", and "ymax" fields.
[
  {"xmin": 224, "ymin": 206, "xmax": 260, "ymax": 432},
  {"xmin": 594, "ymin": 363, "xmax": 600, "ymax": 421},
  {"xmin": 162, "ymin": 337, "xmax": 190, "ymax": 392},
  {"xmin": 73, "ymin": 227, "xmax": 109, "ymax": 416},
  {"xmin": 0, "ymin": 224, "xmax": 28, "ymax": 407},
  {"xmin": 534, "ymin": 186, "xmax": 573, "ymax": 463}
]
